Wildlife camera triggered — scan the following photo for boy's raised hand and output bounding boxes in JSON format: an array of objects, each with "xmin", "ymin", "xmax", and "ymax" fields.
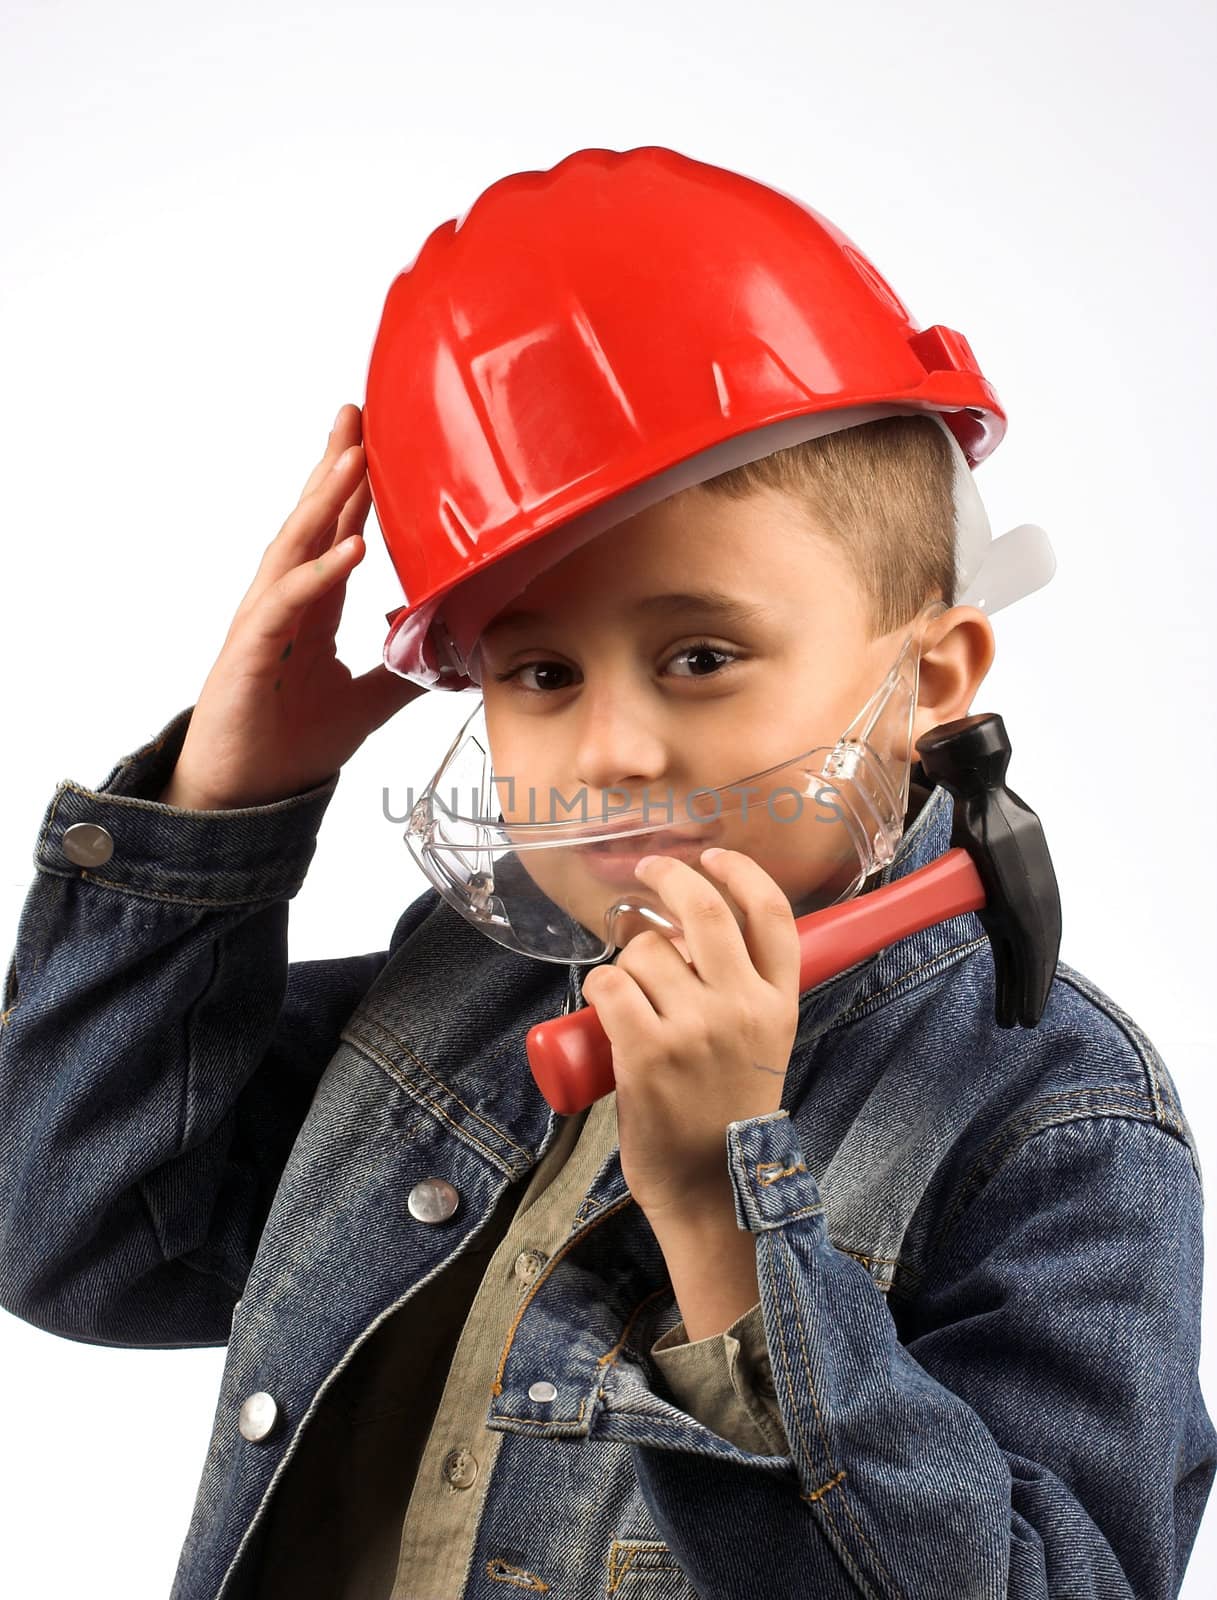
[{"xmin": 157, "ymin": 404, "xmax": 426, "ymax": 810}]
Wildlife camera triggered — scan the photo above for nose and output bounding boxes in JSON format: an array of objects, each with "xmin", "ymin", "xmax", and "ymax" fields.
[{"xmin": 572, "ymin": 674, "xmax": 670, "ymax": 806}]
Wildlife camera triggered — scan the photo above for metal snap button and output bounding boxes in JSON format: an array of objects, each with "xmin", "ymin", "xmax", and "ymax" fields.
[
  {"xmin": 407, "ymin": 1178, "xmax": 460, "ymax": 1223},
  {"xmin": 238, "ymin": 1391, "xmax": 279, "ymax": 1443},
  {"xmin": 528, "ymin": 1380, "xmax": 558, "ymax": 1403},
  {"xmin": 61, "ymin": 822, "xmax": 115, "ymax": 868}
]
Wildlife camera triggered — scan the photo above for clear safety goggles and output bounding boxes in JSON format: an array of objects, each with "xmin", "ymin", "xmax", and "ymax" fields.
[{"xmin": 403, "ymin": 600, "xmax": 946, "ymax": 964}]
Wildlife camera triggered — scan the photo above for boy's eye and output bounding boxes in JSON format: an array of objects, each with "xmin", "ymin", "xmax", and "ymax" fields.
[
  {"xmin": 666, "ymin": 643, "xmax": 737, "ymax": 678},
  {"xmin": 499, "ymin": 660, "xmax": 576, "ymax": 692},
  {"xmin": 492, "ymin": 642, "xmax": 739, "ymax": 693}
]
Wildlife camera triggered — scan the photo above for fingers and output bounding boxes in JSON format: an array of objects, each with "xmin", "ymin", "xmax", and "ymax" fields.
[
  {"xmin": 632, "ymin": 851, "xmax": 799, "ymax": 995},
  {"xmin": 697, "ymin": 849, "xmax": 801, "ymax": 994},
  {"xmin": 335, "ymin": 459, "xmax": 374, "ymax": 545},
  {"xmin": 231, "ymin": 449, "xmax": 361, "ymax": 631},
  {"xmin": 241, "ymin": 408, "xmax": 366, "ymax": 610},
  {"xmin": 286, "ymin": 450, "xmax": 376, "ymax": 646},
  {"xmin": 241, "ymin": 528, "xmax": 366, "ymax": 655},
  {"xmin": 265, "ymin": 443, "xmax": 365, "ymax": 582},
  {"xmin": 582, "ymin": 941, "xmax": 680, "ymax": 1039},
  {"xmin": 298, "ymin": 404, "xmax": 360, "ymax": 502},
  {"xmin": 630, "ymin": 855, "xmax": 745, "ymax": 990},
  {"xmin": 609, "ymin": 926, "xmax": 698, "ymax": 1019}
]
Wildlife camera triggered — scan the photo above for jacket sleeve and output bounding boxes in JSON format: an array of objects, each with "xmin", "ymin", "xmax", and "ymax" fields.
[
  {"xmin": 629, "ymin": 1106, "xmax": 1217, "ymax": 1600},
  {"xmin": 0, "ymin": 705, "xmax": 438, "ymax": 1351}
]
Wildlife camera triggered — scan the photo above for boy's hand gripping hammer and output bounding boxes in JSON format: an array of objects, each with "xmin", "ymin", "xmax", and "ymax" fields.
[{"xmin": 526, "ymin": 712, "xmax": 1063, "ymax": 1115}]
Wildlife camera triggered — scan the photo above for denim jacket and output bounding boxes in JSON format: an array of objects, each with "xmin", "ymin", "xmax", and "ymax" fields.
[{"xmin": 1, "ymin": 703, "xmax": 1213, "ymax": 1600}]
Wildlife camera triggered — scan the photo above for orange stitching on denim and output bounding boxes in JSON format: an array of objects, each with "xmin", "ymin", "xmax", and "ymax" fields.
[
  {"xmin": 933, "ymin": 1097, "xmax": 1165, "ymax": 1258},
  {"xmin": 341, "ymin": 1023, "xmax": 545, "ymax": 1171},
  {"xmin": 594, "ymin": 1286, "xmax": 674, "ymax": 1371},
  {"xmin": 73, "ymin": 873, "xmax": 291, "ymax": 908},
  {"xmin": 606, "ymin": 1545, "xmax": 633, "ymax": 1593},
  {"xmin": 775, "ymin": 1237, "xmax": 842, "ymax": 1472},
  {"xmin": 35, "ymin": 780, "xmax": 317, "ymax": 905},
  {"xmin": 348, "ymin": 1013, "xmax": 535, "ymax": 1162},
  {"xmin": 838, "ymin": 1249, "xmax": 896, "ymax": 1291},
  {"xmin": 37, "ymin": 782, "xmax": 298, "ymax": 906},
  {"xmin": 1054, "ymin": 961, "xmax": 1180, "ymax": 1129},
  {"xmin": 774, "ymin": 1231, "xmax": 907, "ymax": 1599},
  {"xmin": 0, "ymin": 1002, "xmax": 17, "ymax": 1028},
  {"xmin": 339, "ymin": 1028, "xmax": 506, "ymax": 1167},
  {"xmin": 844, "ymin": 1265, "xmax": 892, "ymax": 1295},
  {"xmin": 803, "ymin": 1469, "xmax": 847, "ymax": 1504},
  {"xmin": 953, "ymin": 1089, "xmax": 1149, "ymax": 1192},
  {"xmin": 838, "ymin": 1248, "xmax": 900, "ymax": 1267},
  {"xmin": 760, "ymin": 1225, "xmax": 854, "ymax": 1559},
  {"xmin": 487, "ymin": 1191, "xmax": 638, "ymax": 1403},
  {"xmin": 759, "ymin": 1228, "xmax": 825, "ymax": 1472},
  {"xmin": 484, "ymin": 1556, "xmax": 551, "ymax": 1589},
  {"xmin": 778, "ymin": 1201, "xmax": 828, "ymax": 1222},
  {"xmin": 831, "ymin": 935, "xmax": 989, "ymax": 1027},
  {"xmin": 756, "ymin": 1157, "xmax": 807, "ymax": 1185},
  {"xmin": 933, "ymin": 1094, "xmax": 1151, "ymax": 1216},
  {"xmin": 946, "ymin": 1094, "xmax": 1151, "ymax": 1196},
  {"xmin": 994, "ymin": 1086, "xmax": 1146, "ymax": 1110},
  {"xmin": 606, "ymin": 1540, "xmax": 681, "ymax": 1591}
]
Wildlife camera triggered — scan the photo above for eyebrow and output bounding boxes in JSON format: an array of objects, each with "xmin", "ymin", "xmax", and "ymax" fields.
[{"xmin": 481, "ymin": 589, "xmax": 777, "ymax": 639}]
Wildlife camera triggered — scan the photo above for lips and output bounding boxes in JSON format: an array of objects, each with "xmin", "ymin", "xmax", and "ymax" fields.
[
  {"xmin": 584, "ymin": 825, "xmax": 714, "ymax": 854},
  {"xmin": 574, "ymin": 827, "xmax": 720, "ymax": 882}
]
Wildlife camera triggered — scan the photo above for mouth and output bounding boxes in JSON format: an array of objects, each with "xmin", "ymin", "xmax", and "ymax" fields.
[{"xmin": 574, "ymin": 827, "xmax": 720, "ymax": 879}]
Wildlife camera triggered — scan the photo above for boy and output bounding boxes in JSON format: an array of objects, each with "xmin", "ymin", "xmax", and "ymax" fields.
[{"xmin": 0, "ymin": 146, "xmax": 1212, "ymax": 1600}]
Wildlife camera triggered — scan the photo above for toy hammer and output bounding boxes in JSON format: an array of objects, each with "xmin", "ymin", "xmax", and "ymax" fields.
[{"xmin": 526, "ymin": 712, "xmax": 1062, "ymax": 1115}]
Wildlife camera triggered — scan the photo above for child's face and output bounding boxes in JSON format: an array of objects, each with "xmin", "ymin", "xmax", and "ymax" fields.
[{"xmin": 475, "ymin": 481, "xmax": 921, "ymax": 942}]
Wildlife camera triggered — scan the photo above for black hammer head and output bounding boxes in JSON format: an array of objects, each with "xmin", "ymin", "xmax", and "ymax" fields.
[{"xmin": 914, "ymin": 713, "xmax": 1062, "ymax": 1028}]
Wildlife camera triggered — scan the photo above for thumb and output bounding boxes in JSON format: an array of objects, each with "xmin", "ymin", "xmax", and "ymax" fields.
[{"xmin": 349, "ymin": 661, "xmax": 430, "ymax": 738}]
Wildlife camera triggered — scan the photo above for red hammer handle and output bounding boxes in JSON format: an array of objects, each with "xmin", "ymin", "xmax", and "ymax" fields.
[{"xmin": 525, "ymin": 847, "xmax": 987, "ymax": 1115}]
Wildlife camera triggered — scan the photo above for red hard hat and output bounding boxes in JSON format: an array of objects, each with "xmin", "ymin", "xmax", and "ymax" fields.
[{"xmin": 363, "ymin": 145, "xmax": 1006, "ymax": 690}]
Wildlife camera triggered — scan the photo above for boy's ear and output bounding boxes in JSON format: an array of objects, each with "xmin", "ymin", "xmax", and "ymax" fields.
[{"xmin": 910, "ymin": 605, "xmax": 996, "ymax": 748}]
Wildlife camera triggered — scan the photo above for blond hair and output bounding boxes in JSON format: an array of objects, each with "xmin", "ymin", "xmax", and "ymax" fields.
[{"xmin": 696, "ymin": 414, "xmax": 957, "ymax": 639}]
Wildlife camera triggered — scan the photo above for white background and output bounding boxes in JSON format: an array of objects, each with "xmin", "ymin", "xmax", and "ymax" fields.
[{"xmin": 2, "ymin": 1, "xmax": 1214, "ymax": 1593}]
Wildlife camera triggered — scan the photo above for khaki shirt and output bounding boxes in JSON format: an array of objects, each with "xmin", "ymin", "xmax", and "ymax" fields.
[{"xmin": 254, "ymin": 1086, "xmax": 786, "ymax": 1598}]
